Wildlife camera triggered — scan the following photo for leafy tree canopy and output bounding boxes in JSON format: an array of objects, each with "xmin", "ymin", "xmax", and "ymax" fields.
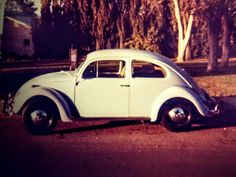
[{"xmin": 5, "ymin": 0, "xmax": 37, "ymax": 17}]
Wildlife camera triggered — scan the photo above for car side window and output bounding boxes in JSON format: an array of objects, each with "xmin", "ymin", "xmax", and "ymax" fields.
[
  {"xmin": 83, "ymin": 60, "xmax": 126, "ymax": 79},
  {"xmin": 132, "ymin": 60, "xmax": 166, "ymax": 78}
]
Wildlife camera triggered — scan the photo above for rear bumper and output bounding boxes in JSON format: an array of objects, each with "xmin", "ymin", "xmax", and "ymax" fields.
[{"xmin": 208, "ymin": 97, "xmax": 224, "ymax": 116}]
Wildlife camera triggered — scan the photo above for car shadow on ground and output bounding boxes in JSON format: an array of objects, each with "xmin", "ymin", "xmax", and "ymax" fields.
[
  {"xmin": 51, "ymin": 120, "xmax": 145, "ymax": 135},
  {"xmin": 190, "ymin": 96, "xmax": 236, "ymax": 131},
  {"xmin": 191, "ymin": 110, "xmax": 236, "ymax": 131}
]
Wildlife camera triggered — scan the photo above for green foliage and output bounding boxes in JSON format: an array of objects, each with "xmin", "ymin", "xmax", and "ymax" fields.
[
  {"xmin": 228, "ymin": 0, "xmax": 236, "ymax": 56},
  {"xmin": 34, "ymin": 0, "xmax": 176, "ymax": 59},
  {"xmin": 5, "ymin": 0, "xmax": 37, "ymax": 16},
  {"xmin": 33, "ymin": 0, "xmax": 80, "ymax": 59},
  {"xmin": 30, "ymin": 0, "xmax": 236, "ymax": 60},
  {"xmin": 191, "ymin": 18, "xmax": 208, "ymax": 58},
  {"xmin": 123, "ymin": 0, "xmax": 175, "ymax": 56}
]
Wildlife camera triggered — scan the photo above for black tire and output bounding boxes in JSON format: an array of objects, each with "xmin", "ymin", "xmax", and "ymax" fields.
[
  {"xmin": 161, "ymin": 99, "xmax": 194, "ymax": 132},
  {"xmin": 22, "ymin": 98, "xmax": 59, "ymax": 134}
]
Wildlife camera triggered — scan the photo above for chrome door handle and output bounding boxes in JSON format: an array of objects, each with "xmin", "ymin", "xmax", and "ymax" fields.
[{"xmin": 120, "ymin": 84, "xmax": 130, "ymax": 87}]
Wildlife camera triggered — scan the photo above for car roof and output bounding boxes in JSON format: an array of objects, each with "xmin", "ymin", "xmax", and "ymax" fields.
[
  {"xmin": 84, "ymin": 49, "xmax": 198, "ymax": 89},
  {"xmin": 86, "ymin": 49, "xmax": 195, "ymax": 85},
  {"xmin": 87, "ymin": 49, "xmax": 170, "ymax": 63},
  {"xmin": 86, "ymin": 49, "xmax": 187, "ymax": 76}
]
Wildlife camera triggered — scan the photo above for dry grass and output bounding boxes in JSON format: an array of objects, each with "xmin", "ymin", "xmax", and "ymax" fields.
[{"xmin": 194, "ymin": 74, "xmax": 236, "ymax": 97}]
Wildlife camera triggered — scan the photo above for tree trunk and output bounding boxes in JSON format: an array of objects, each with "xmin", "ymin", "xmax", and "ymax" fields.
[
  {"xmin": 117, "ymin": 15, "xmax": 124, "ymax": 48},
  {"xmin": 221, "ymin": 1, "xmax": 230, "ymax": 68},
  {"xmin": 173, "ymin": 0, "xmax": 193, "ymax": 62},
  {"xmin": 206, "ymin": 18, "xmax": 218, "ymax": 72},
  {"xmin": 185, "ymin": 44, "xmax": 192, "ymax": 61},
  {"xmin": 183, "ymin": 12, "xmax": 192, "ymax": 61},
  {"xmin": 0, "ymin": 0, "xmax": 7, "ymax": 34}
]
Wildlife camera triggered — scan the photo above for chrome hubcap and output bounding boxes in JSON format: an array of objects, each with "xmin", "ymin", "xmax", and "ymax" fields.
[
  {"xmin": 168, "ymin": 107, "xmax": 189, "ymax": 123},
  {"xmin": 31, "ymin": 110, "xmax": 48, "ymax": 125}
]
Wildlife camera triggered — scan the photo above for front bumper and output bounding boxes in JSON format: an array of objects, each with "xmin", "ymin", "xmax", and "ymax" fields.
[{"xmin": 2, "ymin": 93, "xmax": 14, "ymax": 115}]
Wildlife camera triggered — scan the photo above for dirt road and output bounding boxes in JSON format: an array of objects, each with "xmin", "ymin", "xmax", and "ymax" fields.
[{"xmin": 0, "ymin": 102, "xmax": 236, "ymax": 177}]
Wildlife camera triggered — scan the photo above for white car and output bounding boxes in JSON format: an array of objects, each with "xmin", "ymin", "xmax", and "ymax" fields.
[{"xmin": 12, "ymin": 49, "xmax": 221, "ymax": 134}]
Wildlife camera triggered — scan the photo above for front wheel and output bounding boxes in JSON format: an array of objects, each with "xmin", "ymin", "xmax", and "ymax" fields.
[
  {"xmin": 22, "ymin": 98, "xmax": 59, "ymax": 134},
  {"xmin": 161, "ymin": 99, "xmax": 194, "ymax": 132}
]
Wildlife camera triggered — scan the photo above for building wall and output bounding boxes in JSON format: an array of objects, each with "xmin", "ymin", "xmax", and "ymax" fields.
[{"xmin": 2, "ymin": 16, "xmax": 34, "ymax": 59}]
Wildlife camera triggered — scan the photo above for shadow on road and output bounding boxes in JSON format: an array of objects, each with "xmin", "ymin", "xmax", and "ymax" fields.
[
  {"xmin": 191, "ymin": 110, "xmax": 236, "ymax": 132},
  {"xmin": 190, "ymin": 96, "xmax": 236, "ymax": 131},
  {"xmin": 51, "ymin": 120, "xmax": 145, "ymax": 135}
]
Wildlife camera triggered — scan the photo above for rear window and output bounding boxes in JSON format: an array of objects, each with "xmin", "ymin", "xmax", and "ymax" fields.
[{"xmin": 132, "ymin": 60, "xmax": 166, "ymax": 78}]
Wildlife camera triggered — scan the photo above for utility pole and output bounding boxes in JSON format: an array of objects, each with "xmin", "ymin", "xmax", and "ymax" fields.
[{"xmin": 0, "ymin": 0, "xmax": 7, "ymax": 60}]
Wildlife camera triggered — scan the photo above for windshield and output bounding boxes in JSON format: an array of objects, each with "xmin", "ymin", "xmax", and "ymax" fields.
[{"xmin": 75, "ymin": 61, "xmax": 85, "ymax": 74}]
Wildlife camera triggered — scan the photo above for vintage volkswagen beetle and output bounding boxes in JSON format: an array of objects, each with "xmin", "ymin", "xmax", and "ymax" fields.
[{"xmin": 12, "ymin": 49, "xmax": 221, "ymax": 134}]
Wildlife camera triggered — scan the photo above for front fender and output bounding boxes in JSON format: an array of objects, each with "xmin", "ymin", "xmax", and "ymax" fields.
[
  {"xmin": 13, "ymin": 87, "xmax": 72, "ymax": 122},
  {"xmin": 150, "ymin": 86, "xmax": 210, "ymax": 122}
]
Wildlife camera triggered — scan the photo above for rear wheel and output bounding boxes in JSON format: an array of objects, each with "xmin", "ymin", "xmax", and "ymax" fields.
[
  {"xmin": 22, "ymin": 98, "xmax": 59, "ymax": 134},
  {"xmin": 161, "ymin": 99, "xmax": 194, "ymax": 131}
]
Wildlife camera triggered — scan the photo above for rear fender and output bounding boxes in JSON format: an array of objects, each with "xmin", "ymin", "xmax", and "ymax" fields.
[
  {"xmin": 13, "ymin": 87, "xmax": 73, "ymax": 122},
  {"xmin": 150, "ymin": 86, "xmax": 210, "ymax": 122}
]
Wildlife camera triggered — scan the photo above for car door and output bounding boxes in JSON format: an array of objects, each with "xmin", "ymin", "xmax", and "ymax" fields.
[
  {"xmin": 129, "ymin": 60, "xmax": 169, "ymax": 117},
  {"xmin": 75, "ymin": 59, "xmax": 130, "ymax": 118}
]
